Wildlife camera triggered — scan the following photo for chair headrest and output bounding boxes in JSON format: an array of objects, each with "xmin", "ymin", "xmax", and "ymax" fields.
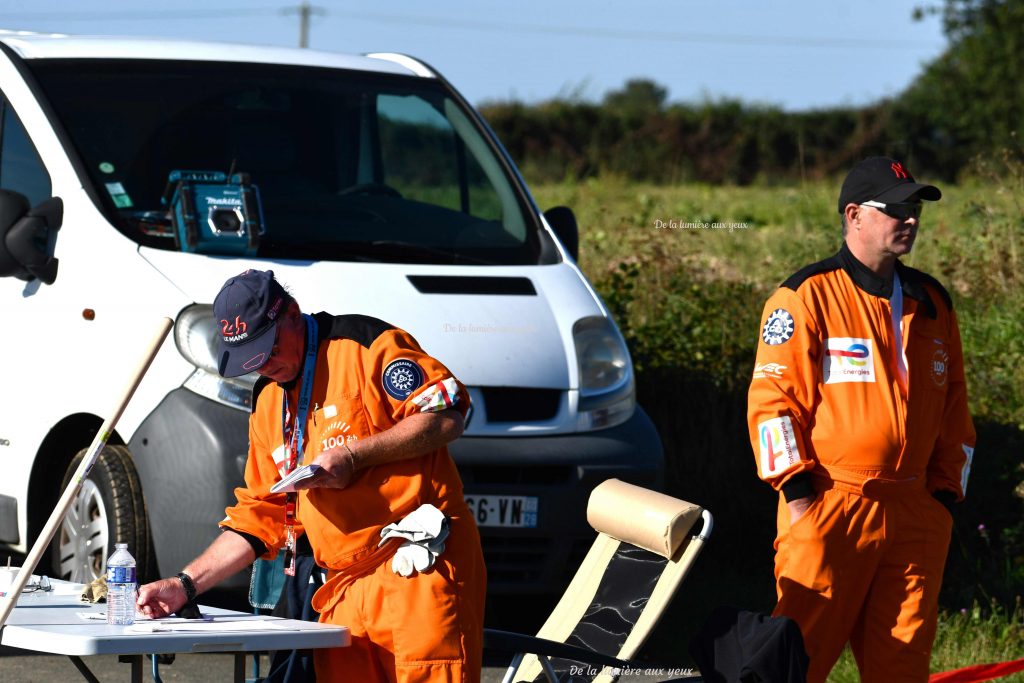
[{"xmin": 586, "ymin": 479, "xmax": 703, "ymax": 559}]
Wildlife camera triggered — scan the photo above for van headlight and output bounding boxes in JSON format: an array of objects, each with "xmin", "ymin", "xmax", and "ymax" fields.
[
  {"xmin": 174, "ymin": 304, "xmax": 256, "ymax": 410},
  {"xmin": 573, "ymin": 316, "xmax": 635, "ymax": 430}
]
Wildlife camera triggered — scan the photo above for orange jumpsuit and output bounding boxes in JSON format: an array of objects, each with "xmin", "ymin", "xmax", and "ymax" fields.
[
  {"xmin": 747, "ymin": 245, "xmax": 975, "ymax": 683},
  {"xmin": 222, "ymin": 313, "xmax": 486, "ymax": 683}
]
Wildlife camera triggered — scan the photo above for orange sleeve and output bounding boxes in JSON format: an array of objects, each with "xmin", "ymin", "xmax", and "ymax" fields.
[
  {"xmin": 218, "ymin": 406, "xmax": 290, "ymax": 558},
  {"xmin": 926, "ymin": 306, "xmax": 976, "ymax": 500},
  {"xmin": 747, "ymin": 287, "xmax": 821, "ymax": 495},
  {"xmin": 361, "ymin": 328, "xmax": 470, "ymax": 430}
]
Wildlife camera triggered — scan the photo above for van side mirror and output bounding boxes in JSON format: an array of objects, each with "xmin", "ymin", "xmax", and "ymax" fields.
[
  {"xmin": 0, "ymin": 190, "xmax": 63, "ymax": 285},
  {"xmin": 544, "ymin": 206, "xmax": 579, "ymax": 261}
]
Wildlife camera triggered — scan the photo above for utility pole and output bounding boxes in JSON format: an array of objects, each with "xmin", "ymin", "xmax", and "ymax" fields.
[{"xmin": 282, "ymin": 1, "xmax": 326, "ymax": 49}]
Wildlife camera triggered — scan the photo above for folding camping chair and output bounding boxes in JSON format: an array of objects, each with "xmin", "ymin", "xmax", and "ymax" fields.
[{"xmin": 485, "ymin": 478, "xmax": 713, "ymax": 683}]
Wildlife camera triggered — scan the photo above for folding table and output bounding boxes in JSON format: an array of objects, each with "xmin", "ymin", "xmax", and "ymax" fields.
[{"xmin": 0, "ymin": 579, "xmax": 348, "ymax": 683}]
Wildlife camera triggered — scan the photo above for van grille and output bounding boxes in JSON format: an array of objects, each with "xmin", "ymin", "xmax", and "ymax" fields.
[
  {"xmin": 481, "ymin": 387, "xmax": 561, "ymax": 423},
  {"xmin": 406, "ymin": 275, "xmax": 536, "ymax": 295}
]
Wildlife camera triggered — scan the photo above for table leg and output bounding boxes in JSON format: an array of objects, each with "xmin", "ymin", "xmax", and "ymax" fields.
[
  {"xmin": 234, "ymin": 652, "xmax": 245, "ymax": 683},
  {"xmin": 118, "ymin": 654, "xmax": 143, "ymax": 683},
  {"xmin": 68, "ymin": 656, "xmax": 102, "ymax": 683}
]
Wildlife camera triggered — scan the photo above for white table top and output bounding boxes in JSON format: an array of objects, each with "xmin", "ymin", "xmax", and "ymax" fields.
[{"xmin": 0, "ymin": 579, "xmax": 348, "ymax": 657}]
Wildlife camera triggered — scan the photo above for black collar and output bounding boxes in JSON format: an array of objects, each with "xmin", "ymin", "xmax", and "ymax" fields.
[
  {"xmin": 838, "ymin": 243, "xmax": 894, "ymax": 298},
  {"xmin": 837, "ymin": 243, "xmax": 936, "ymax": 318}
]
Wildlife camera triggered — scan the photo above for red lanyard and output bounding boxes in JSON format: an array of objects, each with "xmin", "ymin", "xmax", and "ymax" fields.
[{"xmin": 280, "ymin": 314, "xmax": 318, "ymax": 576}]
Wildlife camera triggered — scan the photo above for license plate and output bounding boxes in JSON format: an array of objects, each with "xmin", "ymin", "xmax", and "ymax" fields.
[{"xmin": 464, "ymin": 495, "xmax": 538, "ymax": 528}]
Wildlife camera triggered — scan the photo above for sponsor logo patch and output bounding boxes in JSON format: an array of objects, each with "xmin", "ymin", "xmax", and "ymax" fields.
[
  {"xmin": 824, "ymin": 338, "xmax": 875, "ymax": 384},
  {"xmin": 382, "ymin": 358, "xmax": 424, "ymax": 400},
  {"xmin": 758, "ymin": 416, "xmax": 801, "ymax": 478},
  {"xmin": 762, "ymin": 309, "xmax": 794, "ymax": 345},
  {"xmin": 753, "ymin": 362, "xmax": 787, "ymax": 379}
]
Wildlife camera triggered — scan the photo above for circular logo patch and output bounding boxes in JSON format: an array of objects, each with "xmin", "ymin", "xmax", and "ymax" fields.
[
  {"xmin": 762, "ymin": 308, "xmax": 795, "ymax": 346},
  {"xmin": 382, "ymin": 359, "xmax": 424, "ymax": 400}
]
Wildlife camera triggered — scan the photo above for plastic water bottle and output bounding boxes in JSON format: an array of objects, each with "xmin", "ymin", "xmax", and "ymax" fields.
[{"xmin": 106, "ymin": 543, "xmax": 137, "ymax": 625}]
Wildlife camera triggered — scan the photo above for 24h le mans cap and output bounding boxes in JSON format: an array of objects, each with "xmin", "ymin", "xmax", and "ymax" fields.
[
  {"xmin": 837, "ymin": 156, "xmax": 941, "ymax": 214},
  {"xmin": 213, "ymin": 269, "xmax": 288, "ymax": 378}
]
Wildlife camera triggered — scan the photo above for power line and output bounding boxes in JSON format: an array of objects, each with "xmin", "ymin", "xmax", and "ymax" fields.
[
  {"xmin": 3, "ymin": 7, "xmax": 279, "ymax": 22},
  {"xmin": 327, "ymin": 10, "xmax": 944, "ymax": 51},
  {"xmin": 2, "ymin": 7, "xmax": 945, "ymax": 52}
]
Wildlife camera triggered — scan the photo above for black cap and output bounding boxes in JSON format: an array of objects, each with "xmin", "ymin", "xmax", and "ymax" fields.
[
  {"xmin": 213, "ymin": 269, "xmax": 289, "ymax": 377},
  {"xmin": 838, "ymin": 157, "xmax": 941, "ymax": 214}
]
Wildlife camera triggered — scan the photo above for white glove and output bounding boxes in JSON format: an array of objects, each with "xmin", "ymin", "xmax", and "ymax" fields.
[
  {"xmin": 380, "ymin": 504, "xmax": 449, "ymax": 577},
  {"xmin": 391, "ymin": 543, "xmax": 438, "ymax": 577}
]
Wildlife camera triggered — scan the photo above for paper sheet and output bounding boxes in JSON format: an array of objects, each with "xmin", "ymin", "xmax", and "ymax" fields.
[
  {"xmin": 126, "ymin": 619, "xmax": 289, "ymax": 633},
  {"xmin": 270, "ymin": 464, "xmax": 321, "ymax": 493}
]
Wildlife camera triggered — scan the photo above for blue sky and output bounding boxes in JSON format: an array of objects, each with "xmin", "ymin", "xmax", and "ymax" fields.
[{"xmin": 3, "ymin": 1, "xmax": 948, "ymax": 111}]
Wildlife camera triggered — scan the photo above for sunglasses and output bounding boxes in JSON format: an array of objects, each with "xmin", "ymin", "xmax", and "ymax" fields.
[{"xmin": 860, "ymin": 200, "xmax": 922, "ymax": 221}]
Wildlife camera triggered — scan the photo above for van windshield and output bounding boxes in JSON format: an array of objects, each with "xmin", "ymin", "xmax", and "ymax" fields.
[{"xmin": 27, "ymin": 59, "xmax": 543, "ymax": 265}]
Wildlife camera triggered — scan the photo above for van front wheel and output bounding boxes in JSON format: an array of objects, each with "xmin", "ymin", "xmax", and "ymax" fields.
[{"xmin": 51, "ymin": 445, "xmax": 153, "ymax": 584}]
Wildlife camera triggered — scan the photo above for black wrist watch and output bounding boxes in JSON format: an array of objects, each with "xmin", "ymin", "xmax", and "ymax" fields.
[{"xmin": 176, "ymin": 571, "xmax": 197, "ymax": 603}]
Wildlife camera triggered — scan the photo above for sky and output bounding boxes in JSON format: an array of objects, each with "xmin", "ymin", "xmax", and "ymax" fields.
[{"xmin": 2, "ymin": 1, "xmax": 948, "ymax": 111}]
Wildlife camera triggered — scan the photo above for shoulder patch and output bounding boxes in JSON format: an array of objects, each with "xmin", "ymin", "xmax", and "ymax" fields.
[
  {"xmin": 316, "ymin": 313, "xmax": 395, "ymax": 348},
  {"xmin": 762, "ymin": 308, "xmax": 795, "ymax": 345},
  {"xmin": 382, "ymin": 359, "xmax": 425, "ymax": 400},
  {"xmin": 781, "ymin": 255, "xmax": 841, "ymax": 291}
]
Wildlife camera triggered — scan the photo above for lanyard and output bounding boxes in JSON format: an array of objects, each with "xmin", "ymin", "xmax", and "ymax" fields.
[{"xmin": 281, "ymin": 314, "xmax": 318, "ymax": 576}]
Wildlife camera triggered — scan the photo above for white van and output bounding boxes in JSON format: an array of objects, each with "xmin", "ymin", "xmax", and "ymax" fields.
[{"xmin": 0, "ymin": 31, "xmax": 663, "ymax": 595}]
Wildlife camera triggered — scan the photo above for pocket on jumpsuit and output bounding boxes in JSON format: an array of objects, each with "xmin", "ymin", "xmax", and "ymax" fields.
[{"xmin": 776, "ymin": 490, "xmax": 835, "ymax": 595}]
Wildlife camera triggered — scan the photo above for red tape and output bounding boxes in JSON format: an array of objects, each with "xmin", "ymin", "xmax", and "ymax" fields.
[{"xmin": 929, "ymin": 657, "xmax": 1024, "ymax": 683}]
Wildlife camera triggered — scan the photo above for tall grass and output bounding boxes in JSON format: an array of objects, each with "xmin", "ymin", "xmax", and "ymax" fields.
[
  {"xmin": 529, "ymin": 170, "xmax": 1024, "ymax": 671},
  {"xmin": 830, "ymin": 602, "xmax": 1024, "ymax": 681}
]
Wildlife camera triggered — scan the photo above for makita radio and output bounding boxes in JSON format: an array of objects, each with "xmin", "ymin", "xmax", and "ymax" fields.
[{"xmin": 163, "ymin": 170, "xmax": 264, "ymax": 256}]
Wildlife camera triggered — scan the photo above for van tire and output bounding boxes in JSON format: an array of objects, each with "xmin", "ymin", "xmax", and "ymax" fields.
[{"xmin": 50, "ymin": 445, "xmax": 154, "ymax": 584}]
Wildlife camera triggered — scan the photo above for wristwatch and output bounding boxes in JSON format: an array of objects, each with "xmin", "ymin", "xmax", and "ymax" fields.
[
  {"xmin": 176, "ymin": 571, "xmax": 197, "ymax": 603},
  {"xmin": 174, "ymin": 571, "xmax": 201, "ymax": 619}
]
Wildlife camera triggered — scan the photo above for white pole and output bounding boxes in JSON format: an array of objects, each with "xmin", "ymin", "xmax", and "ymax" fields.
[{"xmin": 0, "ymin": 317, "xmax": 173, "ymax": 628}]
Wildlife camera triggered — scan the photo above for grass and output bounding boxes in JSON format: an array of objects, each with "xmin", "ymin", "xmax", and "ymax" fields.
[
  {"xmin": 830, "ymin": 603, "xmax": 1024, "ymax": 681},
  {"xmin": 528, "ymin": 173, "xmax": 1024, "ymax": 675}
]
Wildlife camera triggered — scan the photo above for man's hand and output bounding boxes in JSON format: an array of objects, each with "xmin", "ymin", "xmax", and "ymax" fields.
[
  {"xmin": 297, "ymin": 444, "xmax": 356, "ymax": 490},
  {"xmin": 787, "ymin": 495, "xmax": 816, "ymax": 525},
  {"xmin": 137, "ymin": 577, "xmax": 187, "ymax": 619}
]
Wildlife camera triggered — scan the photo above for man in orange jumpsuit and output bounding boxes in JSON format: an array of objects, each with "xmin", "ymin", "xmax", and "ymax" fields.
[
  {"xmin": 747, "ymin": 157, "xmax": 976, "ymax": 682},
  {"xmin": 138, "ymin": 269, "xmax": 486, "ymax": 683}
]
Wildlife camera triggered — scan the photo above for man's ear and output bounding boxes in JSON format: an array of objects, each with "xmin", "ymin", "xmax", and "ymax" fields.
[{"xmin": 843, "ymin": 203, "xmax": 861, "ymax": 227}]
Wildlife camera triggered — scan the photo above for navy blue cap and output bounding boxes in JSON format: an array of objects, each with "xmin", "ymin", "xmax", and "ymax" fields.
[
  {"xmin": 838, "ymin": 157, "xmax": 941, "ymax": 214},
  {"xmin": 213, "ymin": 269, "xmax": 288, "ymax": 377}
]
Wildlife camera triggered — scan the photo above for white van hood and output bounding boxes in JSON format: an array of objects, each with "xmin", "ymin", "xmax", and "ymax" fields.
[{"xmin": 140, "ymin": 249, "xmax": 605, "ymax": 390}]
